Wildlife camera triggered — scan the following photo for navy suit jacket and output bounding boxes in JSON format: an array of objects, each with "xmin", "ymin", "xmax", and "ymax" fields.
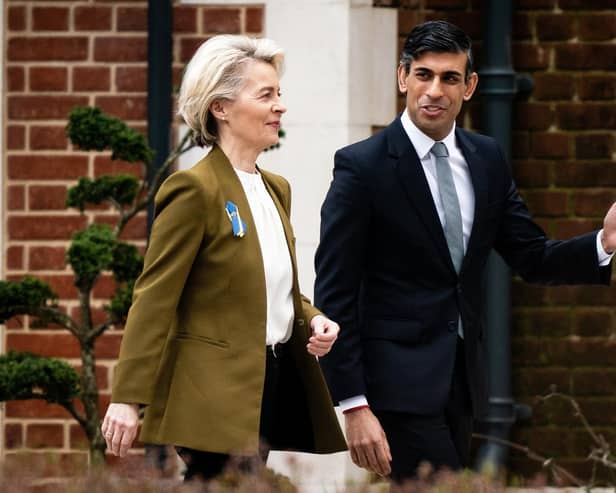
[{"xmin": 315, "ymin": 117, "xmax": 611, "ymax": 417}]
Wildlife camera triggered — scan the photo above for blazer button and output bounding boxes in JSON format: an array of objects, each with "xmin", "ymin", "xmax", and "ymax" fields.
[
  {"xmin": 297, "ymin": 319, "xmax": 305, "ymax": 326},
  {"xmin": 448, "ymin": 320, "xmax": 457, "ymax": 332}
]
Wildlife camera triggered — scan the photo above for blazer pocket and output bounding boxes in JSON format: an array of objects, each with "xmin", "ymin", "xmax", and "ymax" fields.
[
  {"xmin": 174, "ymin": 332, "xmax": 229, "ymax": 349},
  {"xmin": 361, "ymin": 317, "xmax": 425, "ymax": 344}
]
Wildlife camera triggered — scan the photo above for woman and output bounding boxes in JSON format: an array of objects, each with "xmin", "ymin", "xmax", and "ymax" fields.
[{"xmin": 101, "ymin": 35, "xmax": 346, "ymax": 481}]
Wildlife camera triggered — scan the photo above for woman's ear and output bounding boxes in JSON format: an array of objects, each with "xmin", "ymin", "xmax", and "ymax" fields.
[{"xmin": 210, "ymin": 99, "xmax": 228, "ymax": 121}]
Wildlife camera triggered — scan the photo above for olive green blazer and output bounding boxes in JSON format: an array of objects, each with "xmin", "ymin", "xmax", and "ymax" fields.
[{"xmin": 111, "ymin": 145, "xmax": 346, "ymax": 455}]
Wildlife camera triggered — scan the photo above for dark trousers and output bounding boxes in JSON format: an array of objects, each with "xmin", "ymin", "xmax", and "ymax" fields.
[
  {"xmin": 373, "ymin": 338, "xmax": 473, "ymax": 483},
  {"xmin": 176, "ymin": 345, "xmax": 284, "ymax": 482}
]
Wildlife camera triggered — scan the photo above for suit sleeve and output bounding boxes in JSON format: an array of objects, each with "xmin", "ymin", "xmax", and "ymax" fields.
[
  {"xmin": 111, "ymin": 171, "xmax": 208, "ymax": 405},
  {"xmin": 315, "ymin": 148, "xmax": 370, "ymax": 403},
  {"xmin": 492, "ymin": 144, "xmax": 611, "ymax": 285}
]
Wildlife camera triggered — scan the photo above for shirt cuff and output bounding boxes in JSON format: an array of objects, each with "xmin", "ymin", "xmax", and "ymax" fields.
[
  {"xmin": 338, "ymin": 395, "xmax": 369, "ymax": 413},
  {"xmin": 596, "ymin": 230, "xmax": 614, "ymax": 266}
]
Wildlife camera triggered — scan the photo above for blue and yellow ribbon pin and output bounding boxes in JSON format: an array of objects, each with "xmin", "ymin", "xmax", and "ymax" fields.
[{"xmin": 225, "ymin": 200, "xmax": 246, "ymax": 238}]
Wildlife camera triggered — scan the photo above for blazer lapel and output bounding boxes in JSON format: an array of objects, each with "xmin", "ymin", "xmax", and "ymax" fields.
[
  {"xmin": 390, "ymin": 118, "xmax": 454, "ymax": 271},
  {"xmin": 456, "ymin": 129, "xmax": 488, "ymax": 267}
]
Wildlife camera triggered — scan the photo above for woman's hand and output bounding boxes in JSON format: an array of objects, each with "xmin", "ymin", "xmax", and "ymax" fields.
[
  {"xmin": 307, "ymin": 315, "xmax": 340, "ymax": 357},
  {"xmin": 101, "ymin": 403, "xmax": 139, "ymax": 457}
]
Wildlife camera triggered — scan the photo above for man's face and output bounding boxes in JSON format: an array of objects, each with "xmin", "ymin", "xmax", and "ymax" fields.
[{"xmin": 398, "ymin": 51, "xmax": 478, "ymax": 141}]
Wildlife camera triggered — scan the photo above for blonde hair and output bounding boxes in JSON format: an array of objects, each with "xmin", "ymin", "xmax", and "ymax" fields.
[{"xmin": 177, "ymin": 35, "xmax": 285, "ymax": 147}]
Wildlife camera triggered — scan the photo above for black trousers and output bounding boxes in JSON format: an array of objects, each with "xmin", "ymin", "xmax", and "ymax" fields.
[
  {"xmin": 373, "ymin": 337, "xmax": 473, "ymax": 483},
  {"xmin": 176, "ymin": 344, "xmax": 285, "ymax": 482}
]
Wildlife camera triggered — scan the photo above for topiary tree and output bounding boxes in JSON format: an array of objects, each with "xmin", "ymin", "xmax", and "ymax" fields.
[{"xmin": 0, "ymin": 107, "xmax": 195, "ymax": 465}]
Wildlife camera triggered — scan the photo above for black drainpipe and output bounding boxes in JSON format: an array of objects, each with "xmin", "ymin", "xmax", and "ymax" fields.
[
  {"xmin": 475, "ymin": 0, "xmax": 533, "ymax": 472},
  {"xmin": 146, "ymin": 0, "xmax": 173, "ymax": 233},
  {"xmin": 144, "ymin": 0, "xmax": 173, "ymax": 471}
]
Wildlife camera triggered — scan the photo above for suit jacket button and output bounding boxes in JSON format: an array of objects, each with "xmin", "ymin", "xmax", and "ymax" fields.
[
  {"xmin": 448, "ymin": 321, "xmax": 457, "ymax": 332},
  {"xmin": 297, "ymin": 319, "xmax": 305, "ymax": 326}
]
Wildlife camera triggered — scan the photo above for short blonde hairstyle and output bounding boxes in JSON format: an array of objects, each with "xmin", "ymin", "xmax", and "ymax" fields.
[{"xmin": 177, "ymin": 35, "xmax": 285, "ymax": 147}]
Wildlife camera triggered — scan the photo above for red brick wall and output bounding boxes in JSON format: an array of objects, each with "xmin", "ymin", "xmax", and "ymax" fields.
[
  {"xmin": 3, "ymin": 0, "xmax": 263, "ymax": 465},
  {"xmin": 393, "ymin": 0, "xmax": 616, "ymax": 482}
]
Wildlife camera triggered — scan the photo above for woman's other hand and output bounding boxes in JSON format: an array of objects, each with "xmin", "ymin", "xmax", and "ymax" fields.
[
  {"xmin": 307, "ymin": 315, "xmax": 340, "ymax": 357},
  {"xmin": 101, "ymin": 403, "xmax": 139, "ymax": 457}
]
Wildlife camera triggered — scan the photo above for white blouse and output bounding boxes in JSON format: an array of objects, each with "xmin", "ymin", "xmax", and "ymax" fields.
[{"xmin": 233, "ymin": 167, "xmax": 295, "ymax": 345}]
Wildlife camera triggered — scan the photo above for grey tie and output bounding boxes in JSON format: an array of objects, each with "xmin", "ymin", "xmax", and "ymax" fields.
[{"xmin": 431, "ymin": 142, "xmax": 464, "ymax": 273}]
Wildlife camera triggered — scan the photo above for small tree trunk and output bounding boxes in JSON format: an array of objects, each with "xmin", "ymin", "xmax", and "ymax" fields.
[{"xmin": 81, "ymin": 340, "xmax": 106, "ymax": 465}]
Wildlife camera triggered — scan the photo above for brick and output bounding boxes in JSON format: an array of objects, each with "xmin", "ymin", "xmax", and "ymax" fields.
[
  {"xmin": 578, "ymin": 14, "xmax": 616, "ymax": 41},
  {"xmin": 8, "ymin": 95, "xmax": 89, "ymax": 120},
  {"xmin": 173, "ymin": 6, "xmax": 197, "ymax": 33},
  {"xmin": 551, "ymin": 283, "xmax": 616, "ymax": 306},
  {"xmin": 554, "ymin": 161, "xmax": 616, "ymax": 187},
  {"xmin": 95, "ymin": 213, "xmax": 147, "ymax": 240},
  {"xmin": 531, "ymin": 133, "xmax": 570, "ymax": 159},
  {"xmin": 70, "ymin": 424, "xmax": 89, "ymax": 450},
  {"xmin": 556, "ymin": 45, "xmax": 616, "ymax": 70},
  {"xmin": 8, "ymin": 37, "xmax": 88, "ymax": 62},
  {"xmin": 26, "ymin": 424, "xmax": 64, "ymax": 449},
  {"xmin": 70, "ymin": 305, "xmax": 110, "ymax": 328},
  {"xmin": 92, "ymin": 274, "xmax": 118, "ymax": 299},
  {"xmin": 8, "ymin": 216, "xmax": 87, "ymax": 241},
  {"xmin": 557, "ymin": 104, "xmax": 616, "ymax": 130},
  {"xmin": 513, "ymin": 13, "xmax": 532, "ymax": 40},
  {"xmin": 94, "ymin": 156, "xmax": 144, "ymax": 178},
  {"xmin": 573, "ymin": 190, "xmax": 615, "ymax": 217},
  {"xmin": 30, "ymin": 246, "xmax": 67, "ymax": 271},
  {"xmin": 30, "ymin": 126, "xmax": 68, "ymax": 150},
  {"xmin": 29, "ymin": 66, "xmax": 68, "ymax": 92},
  {"xmin": 512, "ymin": 368, "xmax": 570, "ymax": 397},
  {"xmin": 117, "ymin": 7, "xmax": 147, "ymax": 31},
  {"xmin": 511, "ymin": 338, "xmax": 569, "ymax": 367},
  {"xmin": 512, "ymin": 132, "xmax": 530, "ymax": 159},
  {"xmin": 74, "ymin": 6, "xmax": 112, "ymax": 31},
  {"xmin": 95, "ymin": 96, "xmax": 147, "ymax": 121},
  {"xmin": 203, "ymin": 8, "xmax": 241, "ymax": 34},
  {"xmin": 180, "ymin": 37, "xmax": 206, "ymax": 63},
  {"xmin": 511, "ymin": 281, "xmax": 551, "ymax": 306},
  {"xmin": 553, "ymin": 218, "xmax": 601, "ymax": 239},
  {"xmin": 532, "ymin": 74, "xmax": 575, "ymax": 101},
  {"xmin": 29, "ymin": 185, "xmax": 68, "ymax": 210},
  {"xmin": 32, "ymin": 7, "xmax": 69, "ymax": 31},
  {"xmin": 520, "ymin": 190, "xmax": 569, "ymax": 217},
  {"xmin": 513, "ymin": 44, "xmax": 550, "ymax": 70},
  {"xmin": 36, "ymin": 275, "xmax": 80, "ymax": 300},
  {"xmin": 245, "ymin": 7, "xmax": 264, "ymax": 33},
  {"xmin": 5, "ymin": 423, "xmax": 23, "ymax": 449},
  {"xmin": 7, "ymin": 125, "xmax": 25, "ymax": 150},
  {"xmin": 94, "ymin": 37, "xmax": 147, "ymax": 62},
  {"xmin": 574, "ymin": 309, "xmax": 614, "ymax": 337},
  {"xmin": 512, "ymin": 160, "xmax": 552, "ymax": 188},
  {"xmin": 398, "ymin": 10, "xmax": 425, "ymax": 35},
  {"xmin": 8, "ymin": 6, "xmax": 26, "ymax": 31},
  {"xmin": 7, "ymin": 66, "xmax": 25, "ymax": 91},
  {"xmin": 75, "ymin": 364, "xmax": 109, "ymax": 390},
  {"xmin": 575, "ymin": 134, "xmax": 613, "ymax": 159},
  {"xmin": 424, "ymin": 12, "xmax": 482, "ymax": 39},
  {"xmin": 8, "ymin": 155, "xmax": 88, "ymax": 180},
  {"xmin": 512, "ymin": 308, "xmax": 572, "ymax": 338},
  {"xmin": 515, "ymin": 0, "xmax": 556, "ymax": 8},
  {"xmin": 73, "ymin": 66, "xmax": 110, "ymax": 91},
  {"xmin": 95, "ymin": 333, "xmax": 123, "ymax": 359},
  {"xmin": 116, "ymin": 67, "xmax": 147, "ymax": 92},
  {"xmin": 536, "ymin": 14, "xmax": 576, "ymax": 41},
  {"xmin": 577, "ymin": 75, "xmax": 616, "ymax": 101},
  {"xmin": 4, "ymin": 451, "xmax": 89, "ymax": 478},
  {"xmin": 7, "ymin": 245, "xmax": 24, "ymax": 270},
  {"xmin": 560, "ymin": 0, "xmax": 616, "ymax": 8},
  {"xmin": 513, "ymin": 103, "xmax": 554, "ymax": 131},
  {"xmin": 8, "ymin": 185, "xmax": 25, "ymax": 210},
  {"xmin": 7, "ymin": 333, "xmax": 80, "ymax": 358}
]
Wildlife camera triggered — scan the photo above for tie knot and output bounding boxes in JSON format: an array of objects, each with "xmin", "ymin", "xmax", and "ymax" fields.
[{"xmin": 431, "ymin": 141, "xmax": 449, "ymax": 158}]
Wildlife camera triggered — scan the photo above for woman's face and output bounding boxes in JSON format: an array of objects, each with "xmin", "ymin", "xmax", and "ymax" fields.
[{"xmin": 218, "ymin": 60, "xmax": 286, "ymax": 153}]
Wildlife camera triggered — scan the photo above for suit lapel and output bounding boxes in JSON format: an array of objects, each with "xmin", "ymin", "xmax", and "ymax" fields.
[
  {"xmin": 456, "ymin": 128, "xmax": 488, "ymax": 267},
  {"xmin": 390, "ymin": 119, "xmax": 454, "ymax": 271}
]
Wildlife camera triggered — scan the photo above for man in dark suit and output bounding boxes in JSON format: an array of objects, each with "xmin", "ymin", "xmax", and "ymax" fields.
[{"xmin": 315, "ymin": 20, "xmax": 616, "ymax": 482}]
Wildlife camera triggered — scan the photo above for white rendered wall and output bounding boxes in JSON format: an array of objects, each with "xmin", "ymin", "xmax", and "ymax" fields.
[{"xmin": 180, "ymin": 1, "xmax": 398, "ymax": 491}]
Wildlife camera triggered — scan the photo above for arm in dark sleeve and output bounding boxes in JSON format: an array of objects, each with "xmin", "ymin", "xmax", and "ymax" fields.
[
  {"xmin": 315, "ymin": 148, "xmax": 370, "ymax": 403},
  {"xmin": 493, "ymin": 148, "xmax": 611, "ymax": 285}
]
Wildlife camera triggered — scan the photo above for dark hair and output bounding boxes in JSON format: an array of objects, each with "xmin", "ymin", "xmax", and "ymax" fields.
[{"xmin": 400, "ymin": 20, "xmax": 474, "ymax": 81}]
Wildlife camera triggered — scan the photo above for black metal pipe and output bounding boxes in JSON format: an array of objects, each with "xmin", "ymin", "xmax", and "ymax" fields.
[
  {"xmin": 146, "ymin": 0, "xmax": 173, "ymax": 234},
  {"xmin": 475, "ymin": 0, "xmax": 519, "ymax": 473}
]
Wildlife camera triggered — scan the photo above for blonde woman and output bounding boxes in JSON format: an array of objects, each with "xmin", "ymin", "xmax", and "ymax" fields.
[{"xmin": 101, "ymin": 35, "xmax": 346, "ymax": 481}]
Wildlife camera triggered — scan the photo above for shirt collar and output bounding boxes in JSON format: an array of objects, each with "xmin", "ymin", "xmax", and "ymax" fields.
[{"xmin": 400, "ymin": 109, "xmax": 457, "ymax": 160}]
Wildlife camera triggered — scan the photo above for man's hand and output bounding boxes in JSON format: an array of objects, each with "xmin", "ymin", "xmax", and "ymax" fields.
[
  {"xmin": 345, "ymin": 407, "xmax": 392, "ymax": 477},
  {"xmin": 307, "ymin": 315, "xmax": 339, "ymax": 356},
  {"xmin": 602, "ymin": 202, "xmax": 616, "ymax": 254},
  {"xmin": 101, "ymin": 403, "xmax": 139, "ymax": 457}
]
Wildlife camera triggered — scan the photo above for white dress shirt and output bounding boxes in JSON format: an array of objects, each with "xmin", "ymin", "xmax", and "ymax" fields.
[
  {"xmin": 234, "ymin": 167, "xmax": 294, "ymax": 346},
  {"xmin": 339, "ymin": 110, "xmax": 613, "ymax": 413}
]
